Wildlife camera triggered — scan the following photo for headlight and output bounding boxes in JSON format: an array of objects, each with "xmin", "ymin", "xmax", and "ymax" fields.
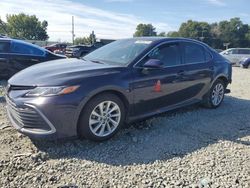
[{"xmin": 25, "ymin": 85, "xmax": 80, "ymax": 97}]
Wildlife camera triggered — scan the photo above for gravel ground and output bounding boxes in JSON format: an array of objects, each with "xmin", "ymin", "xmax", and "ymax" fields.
[{"xmin": 0, "ymin": 67, "xmax": 249, "ymax": 188}]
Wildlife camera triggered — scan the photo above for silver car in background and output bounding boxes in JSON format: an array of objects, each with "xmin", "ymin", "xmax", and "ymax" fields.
[{"xmin": 220, "ymin": 48, "xmax": 250, "ymax": 65}]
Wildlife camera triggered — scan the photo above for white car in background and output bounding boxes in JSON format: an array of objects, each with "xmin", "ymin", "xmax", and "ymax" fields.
[{"xmin": 220, "ymin": 48, "xmax": 250, "ymax": 65}]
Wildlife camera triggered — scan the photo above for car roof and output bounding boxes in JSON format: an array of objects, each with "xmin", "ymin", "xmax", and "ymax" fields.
[
  {"xmin": 0, "ymin": 38, "xmax": 47, "ymax": 51},
  {"xmin": 130, "ymin": 37, "xmax": 211, "ymax": 48},
  {"xmin": 131, "ymin": 37, "xmax": 202, "ymax": 41},
  {"xmin": 0, "ymin": 38, "xmax": 11, "ymax": 42},
  {"xmin": 226, "ymin": 48, "xmax": 250, "ymax": 50}
]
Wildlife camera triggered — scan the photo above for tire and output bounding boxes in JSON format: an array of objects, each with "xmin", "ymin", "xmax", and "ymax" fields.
[
  {"xmin": 78, "ymin": 93, "xmax": 125, "ymax": 141},
  {"xmin": 202, "ymin": 79, "xmax": 226, "ymax": 109},
  {"xmin": 240, "ymin": 64, "xmax": 247, "ymax": 69}
]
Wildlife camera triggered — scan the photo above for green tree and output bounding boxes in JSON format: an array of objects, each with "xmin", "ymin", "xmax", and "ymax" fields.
[
  {"xmin": 158, "ymin": 32, "xmax": 167, "ymax": 37},
  {"xmin": 134, "ymin": 24, "xmax": 157, "ymax": 37},
  {"xmin": 178, "ymin": 20, "xmax": 212, "ymax": 44},
  {"xmin": 217, "ymin": 18, "xmax": 249, "ymax": 48},
  {"xmin": 6, "ymin": 13, "xmax": 48, "ymax": 40},
  {"xmin": 246, "ymin": 27, "xmax": 250, "ymax": 46},
  {"xmin": 0, "ymin": 18, "xmax": 8, "ymax": 34},
  {"xmin": 74, "ymin": 32, "xmax": 96, "ymax": 45},
  {"xmin": 167, "ymin": 31, "xmax": 180, "ymax": 37},
  {"xmin": 165, "ymin": 18, "xmax": 250, "ymax": 49}
]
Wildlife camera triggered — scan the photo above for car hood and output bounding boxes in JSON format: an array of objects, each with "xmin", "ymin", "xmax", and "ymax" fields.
[{"xmin": 8, "ymin": 58, "xmax": 121, "ymax": 86}]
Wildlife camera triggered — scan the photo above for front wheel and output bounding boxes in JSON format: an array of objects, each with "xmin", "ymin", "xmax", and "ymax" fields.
[
  {"xmin": 202, "ymin": 79, "xmax": 226, "ymax": 108},
  {"xmin": 78, "ymin": 93, "xmax": 125, "ymax": 141}
]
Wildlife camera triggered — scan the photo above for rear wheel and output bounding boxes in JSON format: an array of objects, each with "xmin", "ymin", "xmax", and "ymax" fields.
[
  {"xmin": 78, "ymin": 93, "xmax": 125, "ymax": 141},
  {"xmin": 203, "ymin": 79, "xmax": 226, "ymax": 108},
  {"xmin": 241, "ymin": 64, "xmax": 249, "ymax": 69}
]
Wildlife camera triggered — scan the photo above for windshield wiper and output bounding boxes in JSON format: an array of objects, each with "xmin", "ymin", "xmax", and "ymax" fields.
[
  {"xmin": 90, "ymin": 60, "xmax": 105, "ymax": 64},
  {"xmin": 81, "ymin": 58, "xmax": 105, "ymax": 64}
]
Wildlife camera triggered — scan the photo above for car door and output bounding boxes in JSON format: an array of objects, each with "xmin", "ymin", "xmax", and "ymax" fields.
[
  {"xmin": 230, "ymin": 49, "xmax": 240, "ymax": 64},
  {"xmin": 8, "ymin": 41, "xmax": 45, "ymax": 76},
  {"xmin": 180, "ymin": 42, "xmax": 213, "ymax": 100},
  {"xmin": 0, "ymin": 41, "xmax": 10, "ymax": 78},
  {"xmin": 131, "ymin": 42, "xmax": 191, "ymax": 116}
]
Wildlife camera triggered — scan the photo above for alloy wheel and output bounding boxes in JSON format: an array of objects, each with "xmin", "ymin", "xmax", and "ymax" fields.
[
  {"xmin": 211, "ymin": 83, "xmax": 224, "ymax": 106},
  {"xmin": 89, "ymin": 101, "xmax": 121, "ymax": 137}
]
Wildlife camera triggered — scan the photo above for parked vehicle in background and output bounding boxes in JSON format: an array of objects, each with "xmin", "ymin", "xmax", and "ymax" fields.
[
  {"xmin": 0, "ymin": 38, "xmax": 66, "ymax": 79},
  {"xmin": 66, "ymin": 41, "xmax": 114, "ymax": 58},
  {"xmin": 220, "ymin": 48, "xmax": 250, "ymax": 65},
  {"xmin": 6, "ymin": 37, "xmax": 232, "ymax": 141},
  {"xmin": 65, "ymin": 44, "xmax": 92, "ymax": 58},
  {"xmin": 239, "ymin": 57, "xmax": 250, "ymax": 68},
  {"xmin": 215, "ymin": 49, "xmax": 223, "ymax": 53},
  {"xmin": 44, "ymin": 43, "xmax": 67, "ymax": 53}
]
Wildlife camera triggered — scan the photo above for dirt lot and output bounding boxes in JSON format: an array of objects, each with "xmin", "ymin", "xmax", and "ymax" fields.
[{"xmin": 0, "ymin": 67, "xmax": 249, "ymax": 188}]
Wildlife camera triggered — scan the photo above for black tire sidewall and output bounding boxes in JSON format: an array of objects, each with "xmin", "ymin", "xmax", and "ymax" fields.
[{"xmin": 78, "ymin": 93, "xmax": 125, "ymax": 141}]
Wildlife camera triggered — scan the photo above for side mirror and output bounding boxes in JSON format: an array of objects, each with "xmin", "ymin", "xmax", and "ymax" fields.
[
  {"xmin": 223, "ymin": 51, "xmax": 229, "ymax": 55},
  {"xmin": 143, "ymin": 59, "xmax": 164, "ymax": 69}
]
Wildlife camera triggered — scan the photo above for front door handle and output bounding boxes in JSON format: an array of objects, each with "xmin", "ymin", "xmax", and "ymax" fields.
[{"xmin": 31, "ymin": 59, "xmax": 40, "ymax": 62}]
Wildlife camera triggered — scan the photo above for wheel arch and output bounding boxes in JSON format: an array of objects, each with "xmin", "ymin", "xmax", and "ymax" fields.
[
  {"xmin": 75, "ymin": 87, "xmax": 131, "ymax": 136},
  {"xmin": 211, "ymin": 74, "xmax": 229, "ymax": 88}
]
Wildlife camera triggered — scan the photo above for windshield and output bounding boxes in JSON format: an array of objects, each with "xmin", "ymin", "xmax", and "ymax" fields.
[{"xmin": 84, "ymin": 39, "xmax": 152, "ymax": 65}]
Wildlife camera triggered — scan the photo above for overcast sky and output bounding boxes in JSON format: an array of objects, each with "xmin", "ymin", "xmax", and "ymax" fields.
[{"xmin": 0, "ymin": 0, "xmax": 249, "ymax": 42}]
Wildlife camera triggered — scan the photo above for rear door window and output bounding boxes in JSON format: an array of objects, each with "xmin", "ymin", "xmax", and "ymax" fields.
[
  {"xmin": 0, "ymin": 42, "xmax": 10, "ymax": 53},
  {"xmin": 238, "ymin": 49, "xmax": 250, "ymax": 54},
  {"xmin": 11, "ymin": 42, "xmax": 45, "ymax": 56},
  {"xmin": 182, "ymin": 42, "xmax": 207, "ymax": 64}
]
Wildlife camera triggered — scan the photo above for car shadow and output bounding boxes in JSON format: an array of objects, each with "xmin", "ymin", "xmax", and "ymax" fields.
[{"xmin": 32, "ymin": 95, "xmax": 250, "ymax": 166}]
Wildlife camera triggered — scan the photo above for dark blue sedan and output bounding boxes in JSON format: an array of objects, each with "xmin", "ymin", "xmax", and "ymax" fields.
[
  {"xmin": 0, "ymin": 38, "xmax": 65, "ymax": 79},
  {"xmin": 6, "ymin": 37, "xmax": 232, "ymax": 141},
  {"xmin": 239, "ymin": 57, "xmax": 250, "ymax": 68}
]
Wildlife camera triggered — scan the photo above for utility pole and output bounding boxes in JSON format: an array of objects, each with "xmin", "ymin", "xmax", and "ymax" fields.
[
  {"xmin": 223, "ymin": 43, "xmax": 230, "ymax": 50},
  {"xmin": 72, "ymin": 16, "xmax": 75, "ymax": 45},
  {"xmin": 91, "ymin": 31, "xmax": 95, "ymax": 45}
]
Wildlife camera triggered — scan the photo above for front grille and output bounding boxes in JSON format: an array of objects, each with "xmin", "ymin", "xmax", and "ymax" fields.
[
  {"xmin": 7, "ymin": 97, "xmax": 50, "ymax": 131},
  {"xmin": 65, "ymin": 50, "xmax": 73, "ymax": 57}
]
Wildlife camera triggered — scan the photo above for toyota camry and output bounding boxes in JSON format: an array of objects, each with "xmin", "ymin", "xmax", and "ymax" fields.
[{"xmin": 6, "ymin": 37, "xmax": 232, "ymax": 141}]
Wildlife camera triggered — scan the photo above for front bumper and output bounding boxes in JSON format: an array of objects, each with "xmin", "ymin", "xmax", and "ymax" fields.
[
  {"xmin": 6, "ymin": 93, "xmax": 80, "ymax": 139},
  {"xmin": 6, "ymin": 96, "xmax": 56, "ymax": 138}
]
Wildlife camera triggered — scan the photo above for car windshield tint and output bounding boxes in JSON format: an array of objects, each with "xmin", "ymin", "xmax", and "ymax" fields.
[{"xmin": 84, "ymin": 39, "xmax": 152, "ymax": 65}]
